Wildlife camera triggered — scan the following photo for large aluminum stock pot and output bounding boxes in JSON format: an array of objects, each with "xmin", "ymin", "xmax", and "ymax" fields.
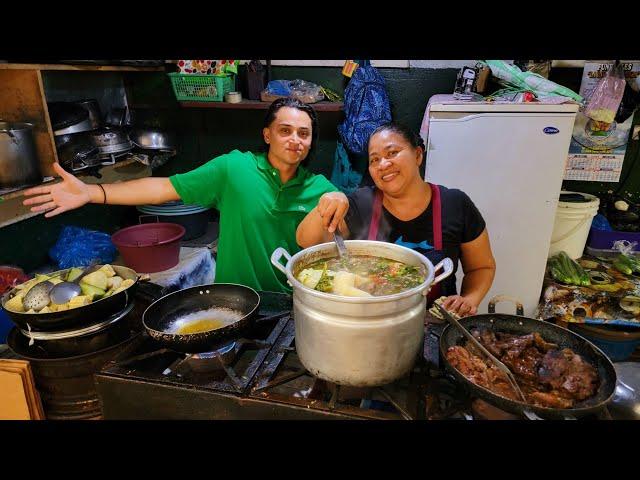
[{"xmin": 271, "ymin": 240, "xmax": 454, "ymax": 387}]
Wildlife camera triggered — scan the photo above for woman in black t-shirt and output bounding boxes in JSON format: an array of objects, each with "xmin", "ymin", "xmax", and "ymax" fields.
[{"xmin": 296, "ymin": 122, "xmax": 496, "ymax": 316}]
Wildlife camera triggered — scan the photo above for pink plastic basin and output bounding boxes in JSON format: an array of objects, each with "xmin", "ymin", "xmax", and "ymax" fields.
[{"xmin": 111, "ymin": 222, "xmax": 185, "ymax": 273}]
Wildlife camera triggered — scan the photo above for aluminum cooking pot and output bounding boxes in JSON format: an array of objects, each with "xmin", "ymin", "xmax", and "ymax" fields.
[
  {"xmin": 271, "ymin": 240, "xmax": 454, "ymax": 387},
  {"xmin": 0, "ymin": 122, "xmax": 43, "ymax": 189}
]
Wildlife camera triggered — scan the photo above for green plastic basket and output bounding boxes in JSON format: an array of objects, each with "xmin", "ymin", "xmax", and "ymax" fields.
[{"xmin": 168, "ymin": 73, "xmax": 236, "ymax": 102}]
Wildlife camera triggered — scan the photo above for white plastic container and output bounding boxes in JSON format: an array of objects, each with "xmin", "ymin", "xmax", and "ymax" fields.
[{"xmin": 549, "ymin": 191, "xmax": 600, "ymax": 259}]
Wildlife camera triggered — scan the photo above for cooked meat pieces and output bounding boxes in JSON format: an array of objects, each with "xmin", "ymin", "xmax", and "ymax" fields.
[
  {"xmin": 538, "ymin": 349, "xmax": 599, "ymax": 400},
  {"xmin": 533, "ymin": 332, "xmax": 558, "ymax": 352},
  {"xmin": 502, "ymin": 346, "xmax": 543, "ymax": 381},
  {"xmin": 527, "ymin": 391, "xmax": 573, "ymax": 409},
  {"xmin": 447, "ymin": 328, "xmax": 599, "ymax": 409},
  {"xmin": 445, "ymin": 346, "xmax": 518, "ymax": 400}
]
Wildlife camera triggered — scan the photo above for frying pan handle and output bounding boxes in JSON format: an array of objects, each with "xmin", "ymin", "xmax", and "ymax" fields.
[
  {"xmin": 271, "ymin": 247, "xmax": 292, "ymax": 276},
  {"xmin": 522, "ymin": 409, "xmax": 543, "ymax": 420},
  {"xmin": 522, "ymin": 409, "xmax": 576, "ymax": 421},
  {"xmin": 488, "ymin": 295, "xmax": 524, "ymax": 316}
]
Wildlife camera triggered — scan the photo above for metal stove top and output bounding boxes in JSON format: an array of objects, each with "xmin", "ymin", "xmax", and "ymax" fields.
[{"xmin": 94, "ymin": 298, "xmax": 613, "ymax": 420}]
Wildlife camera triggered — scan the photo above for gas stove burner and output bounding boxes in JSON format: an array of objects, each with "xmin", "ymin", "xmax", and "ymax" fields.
[
  {"xmin": 164, "ymin": 341, "xmax": 239, "ymax": 375},
  {"xmin": 193, "ymin": 341, "xmax": 236, "ymax": 360}
]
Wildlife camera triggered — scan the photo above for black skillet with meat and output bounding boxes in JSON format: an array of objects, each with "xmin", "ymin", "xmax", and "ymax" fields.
[{"xmin": 439, "ymin": 299, "xmax": 617, "ymax": 419}]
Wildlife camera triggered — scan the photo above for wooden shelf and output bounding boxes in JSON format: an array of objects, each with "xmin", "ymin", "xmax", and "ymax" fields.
[
  {"xmin": 0, "ymin": 63, "xmax": 165, "ymax": 72},
  {"xmin": 178, "ymin": 100, "xmax": 343, "ymax": 111},
  {"xmin": 0, "ymin": 158, "xmax": 151, "ymax": 229}
]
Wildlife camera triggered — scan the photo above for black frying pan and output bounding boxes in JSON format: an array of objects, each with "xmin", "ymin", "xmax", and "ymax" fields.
[
  {"xmin": 1, "ymin": 265, "xmax": 143, "ymax": 332},
  {"xmin": 438, "ymin": 297, "xmax": 617, "ymax": 419},
  {"xmin": 142, "ymin": 283, "xmax": 260, "ymax": 353}
]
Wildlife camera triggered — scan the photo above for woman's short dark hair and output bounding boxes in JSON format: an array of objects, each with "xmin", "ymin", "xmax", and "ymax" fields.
[
  {"xmin": 368, "ymin": 122, "xmax": 426, "ymax": 160},
  {"xmin": 263, "ymin": 97, "xmax": 319, "ymax": 165}
]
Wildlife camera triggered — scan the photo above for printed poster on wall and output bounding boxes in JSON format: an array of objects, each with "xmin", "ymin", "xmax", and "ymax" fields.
[{"xmin": 564, "ymin": 61, "xmax": 640, "ymax": 182}]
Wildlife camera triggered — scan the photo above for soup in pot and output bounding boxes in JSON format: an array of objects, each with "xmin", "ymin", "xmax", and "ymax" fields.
[{"xmin": 297, "ymin": 256, "xmax": 426, "ymax": 297}]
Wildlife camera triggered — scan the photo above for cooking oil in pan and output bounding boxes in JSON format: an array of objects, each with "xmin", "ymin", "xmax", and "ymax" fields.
[{"xmin": 171, "ymin": 308, "xmax": 243, "ymax": 335}]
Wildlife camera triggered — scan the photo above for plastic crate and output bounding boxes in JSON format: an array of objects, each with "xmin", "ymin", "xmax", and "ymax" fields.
[
  {"xmin": 168, "ymin": 73, "xmax": 235, "ymax": 102},
  {"xmin": 587, "ymin": 226, "xmax": 640, "ymax": 251}
]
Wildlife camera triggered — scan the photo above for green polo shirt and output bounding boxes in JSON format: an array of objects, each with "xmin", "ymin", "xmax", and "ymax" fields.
[{"xmin": 169, "ymin": 150, "xmax": 338, "ymax": 293}]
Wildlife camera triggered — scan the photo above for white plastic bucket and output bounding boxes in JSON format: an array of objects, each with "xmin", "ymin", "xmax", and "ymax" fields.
[{"xmin": 548, "ymin": 191, "xmax": 600, "ymax": 259}]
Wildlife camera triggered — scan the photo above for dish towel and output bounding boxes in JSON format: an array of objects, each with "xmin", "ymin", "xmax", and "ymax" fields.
[{"xmin": 148, "ymin": 247, "xmax": 215, "ymax": 293}]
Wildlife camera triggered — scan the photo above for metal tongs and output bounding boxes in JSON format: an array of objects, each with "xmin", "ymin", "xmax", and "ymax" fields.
[{"xmin": 434, "ymin": 302, "xmax": 527, "ymax": 403}]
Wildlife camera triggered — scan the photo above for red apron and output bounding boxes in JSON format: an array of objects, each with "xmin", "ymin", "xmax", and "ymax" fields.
[{"xmin": 367, "ymin": 183, "xmax": 442, "ymax": 303}]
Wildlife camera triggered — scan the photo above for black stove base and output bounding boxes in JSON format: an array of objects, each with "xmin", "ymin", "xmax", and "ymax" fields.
[{"xmin": 94, "ymin": 375, "xmax": 367, "ymax": 420}]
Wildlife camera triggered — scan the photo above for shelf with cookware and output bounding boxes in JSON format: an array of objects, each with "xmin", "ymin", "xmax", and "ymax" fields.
[
  {"xmin": 0, "ymin": 158, "xmax": 151, "ymax": 229},
  {"xmin": 0, "ymin": 64, "xmax": 163, "ymax": 228}
]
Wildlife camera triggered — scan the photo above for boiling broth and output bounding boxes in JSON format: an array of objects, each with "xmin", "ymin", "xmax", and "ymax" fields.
[{"xmin": 299, "ymin": 255, "xmax": 426, "ymax": 296}]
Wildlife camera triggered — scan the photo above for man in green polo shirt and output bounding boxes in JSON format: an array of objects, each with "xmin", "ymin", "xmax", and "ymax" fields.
[
  {"xmin": 169, "ymin": 149, "xmax": 338, "ymax": 291},
  {"xmin": 23, "ymin": 98, "xmax": 349, "ymax": 293}
]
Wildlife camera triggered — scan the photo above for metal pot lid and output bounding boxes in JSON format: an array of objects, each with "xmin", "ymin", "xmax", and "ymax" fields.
[
  {"xmin": 92, "ymin": 127, "xmax": 130, "ymax": 146},
  {"xmin": 54, "ymin": 118, "xmax": 95, "ymax": 137},
  {"xmin": 19, "ymin": 301, "xmax": 134, "ymax": 341},
  {"xmin": 97, "ymin": 141, "xmax": 133, "ymax": 155},
  {"xmin": 48, "ymin": 102, "xmax": 89, "ymax": 130}
]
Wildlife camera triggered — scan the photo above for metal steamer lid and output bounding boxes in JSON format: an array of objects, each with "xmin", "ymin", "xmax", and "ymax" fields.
[{"xmin": 20, "ymin": 301, "xmax": 134, "ymax": 342}]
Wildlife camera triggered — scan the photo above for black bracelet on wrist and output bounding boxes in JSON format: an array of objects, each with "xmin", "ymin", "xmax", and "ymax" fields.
[{"xmin": 97, "ymin": 184, "xmax": 107, "ymax": 204}]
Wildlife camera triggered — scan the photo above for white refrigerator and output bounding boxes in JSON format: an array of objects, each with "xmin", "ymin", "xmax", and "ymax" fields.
[{"xmin": 424, "ymin": 102, "xmax": 579, "ymax": 316}]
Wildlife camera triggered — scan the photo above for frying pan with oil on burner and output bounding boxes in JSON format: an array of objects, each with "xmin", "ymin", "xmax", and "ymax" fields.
[{"xmin": 142, "ymin": 283, "xmax": 263, "ymax": 353}]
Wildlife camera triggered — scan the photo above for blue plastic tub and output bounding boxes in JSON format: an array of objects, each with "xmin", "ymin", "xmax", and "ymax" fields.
[
  {"xmin": 588, "ymin": 227, "xmax": 640, "ymax": 251},
  {"xmin": 580, "ymin": 336, "xmax": 640, "ymax": 362},
  {"xmin": 570, "ymin": 323, "xmax": 640, "ymax": 362}
]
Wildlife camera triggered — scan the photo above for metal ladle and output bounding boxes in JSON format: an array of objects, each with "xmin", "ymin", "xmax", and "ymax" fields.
[
  {"xmin": 22, "ymin": 280, "xmax": 56, "ymax": 312},
  {"xmin": 434, "ymin": 302, "xmax": 527, "ymax": 403},
  {"xmin": 333, "ymin": 227, "xmax": 349, "ymax": 260},
  {"xmin": 49, "ymin": 262, "xmax": 98, "ymax": 305}
]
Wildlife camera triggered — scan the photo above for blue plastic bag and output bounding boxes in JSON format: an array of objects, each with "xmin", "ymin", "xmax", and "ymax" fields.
[
  {"xmin": 49, "ymin": 226, "xmax": 117, "ymax": 269},
  {"xmin": 266, "ymin": 80, "xmax": 292, "ymax": 96},
  {"xmin": 592, "ymin": 213, "xmax": 613, "ymax": 231}
]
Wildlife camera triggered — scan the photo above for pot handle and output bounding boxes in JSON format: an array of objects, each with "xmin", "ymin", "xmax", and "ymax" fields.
[
  {"xmin": 424, "ymin": 258, "xmax": 454, "ymax": 296},
  {"xmin": 271, "ymin": 247, "xmax": 291, "ymax": 276},
  {"xmin": 488, "ymin": 295, "xmax": 524, "ymax": 316},
  {"xmin": 432, "ymin": 257, "xmax": 454, "ymax": 285}
]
